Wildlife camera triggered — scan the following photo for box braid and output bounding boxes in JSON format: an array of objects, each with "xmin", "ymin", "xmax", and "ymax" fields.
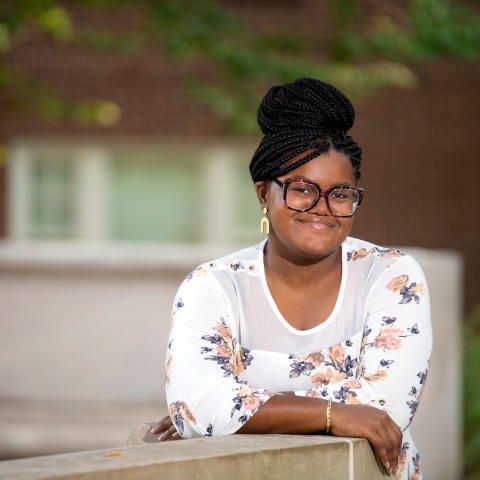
[{"xmin": 249, "ymin": 78, "xmax": 362, "ymax": 183}]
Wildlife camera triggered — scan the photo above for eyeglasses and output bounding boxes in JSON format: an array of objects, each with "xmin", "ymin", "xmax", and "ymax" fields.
[{"xmin": 272, "ymin": 177, "xmax": 364, "ymax": 217}]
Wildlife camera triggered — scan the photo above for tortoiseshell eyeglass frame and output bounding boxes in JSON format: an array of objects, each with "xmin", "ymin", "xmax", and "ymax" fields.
[{"xmin": 271, "ymin": 177, "xmax": 364, "ymax": 218}]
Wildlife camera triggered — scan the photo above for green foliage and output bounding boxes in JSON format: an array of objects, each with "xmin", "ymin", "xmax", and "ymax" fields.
[
  {"xmin": 334, "ymin": 0, "xmax": 480, "ymax": 61},
  {"xmin": 146, "ymin": 0, "xmax": 420, "ymax": 132},
  {"xmin": 0, "ymin": 0, "xmax": 480, "ymax": 131},
  {"xmin": 0, "ymin": 0, "xmax": 126, "ymax": 125},
  {"xmin": 464, "ymin": 308, "xmax": 480, "ymax": 479}
]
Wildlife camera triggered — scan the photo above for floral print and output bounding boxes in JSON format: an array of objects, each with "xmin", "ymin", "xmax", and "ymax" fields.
[
  {"xmin": 360, "ymin": 321, "xmax": 421, "ymax": 355},
  {"xmin": 165, "ymin": 354, "xmax": 173, "ymax": 388},
  {"xmin": 204, "ymin": 423, "xmax": 213, "ymax": 437},
  {"xmin": 231, "ymin": 385, "xmax": 277, "ymax": 424},
  {"xmin": 289, "ymin": 343, "xmax": 357, "ymax": 391},
  {"xmin": 347, "ymin": 246, "xmax": 405, "ymax": 262},
  {"xmin": 311, "ymin": 368, "xmax": 334, "ymax": 386},
  {"xmin": 406, "ymin": 364, "xmax": 429, "ymax": 424},
  {"xmin": 288, "ymin": 351, "xmax": 323, "ymax": 378},
  {"xmin": 375, "ymin": 328, "xmax": 404, "ymax": 351},
  {"xmin": 185, "ymin": 267, "xmax": 208, "ymax": 282},
  {"xmin": 290, "ymin": 343, "xmax": 362, "ymax": 403},
  {"xmin": 387, "ymin": 275, "xmax": 426, "ymax": 304},
  {"xmin": 229, "ymin": 262, "xmax": 244, "ymax": 271},
  {"xmin": 169, "ymin": 400, "xmax": 196, "ymax": 436},
  {"xmin": 201, "ymin": 317, "xmax": 253, "ymax": 380},
  {"xmin": 397, "ymin": 443, "xmax": 409, "ymax": 479},
  {"xmin": 387, "ymin": 275, "xmax": 409, "ymax": 293}
]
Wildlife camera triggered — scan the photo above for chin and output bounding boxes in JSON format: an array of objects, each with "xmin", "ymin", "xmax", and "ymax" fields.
[{"xmin": 285, "ymin": 236, "xmax": 340, "ymax": 260}]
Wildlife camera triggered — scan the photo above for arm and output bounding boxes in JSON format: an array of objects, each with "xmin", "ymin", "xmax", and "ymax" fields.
[
  {"xmin": 295, "ymin": 255, "xmax": 433, "ymax": 432},
  {"xmin": 165, "ymin": 268, "xmax": 281, "ymax": 438}
]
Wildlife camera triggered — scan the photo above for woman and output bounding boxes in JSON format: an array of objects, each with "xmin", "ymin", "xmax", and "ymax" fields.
[{"xmin": 153, "ymin": 78, "xmax": 432, "ymax": 479}]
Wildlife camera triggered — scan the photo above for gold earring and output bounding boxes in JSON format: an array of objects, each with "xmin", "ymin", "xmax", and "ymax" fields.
[{"xmin": 260, "ymin": 207, "xmax": 269, "ymax": 234}]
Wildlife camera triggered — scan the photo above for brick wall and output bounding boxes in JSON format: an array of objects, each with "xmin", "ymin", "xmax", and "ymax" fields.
[{"xmin": 0, "ymin": 1, "xmax": 479, "ymax": 313}]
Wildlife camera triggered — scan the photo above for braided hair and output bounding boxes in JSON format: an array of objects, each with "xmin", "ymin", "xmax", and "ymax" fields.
[{"xmin": 249, "ymin": 78, "xmax": 362, "ymax": 183}]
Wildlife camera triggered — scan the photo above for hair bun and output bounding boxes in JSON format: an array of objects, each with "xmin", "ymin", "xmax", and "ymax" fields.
[{"xmin": 257, "ymin": 77, "xmax": 355, "ymax": 135}]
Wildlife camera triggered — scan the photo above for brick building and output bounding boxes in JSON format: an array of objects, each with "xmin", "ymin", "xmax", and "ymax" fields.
[{"xmin": 0, "ymin": 1, "xmax": 479, "ymax": 313}]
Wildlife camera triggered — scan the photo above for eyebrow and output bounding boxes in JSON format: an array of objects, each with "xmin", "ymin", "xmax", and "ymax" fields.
[{"xmin": 284, "ymin": 175, "xmax": 354, "ymax": 187}]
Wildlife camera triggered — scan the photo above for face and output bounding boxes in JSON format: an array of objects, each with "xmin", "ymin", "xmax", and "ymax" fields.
[{"xmin": 255, "ymin": 149, "xmax": 357, "ymax": 261}]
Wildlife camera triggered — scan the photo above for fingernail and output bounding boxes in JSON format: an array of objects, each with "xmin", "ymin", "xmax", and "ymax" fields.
[
  {"xmin": 150, "ymin": 428, "xmax": 156, "ymax": 434},
  {"xmin": 158, "ymin": 433, "xmax": 165, "ymax": 441}
]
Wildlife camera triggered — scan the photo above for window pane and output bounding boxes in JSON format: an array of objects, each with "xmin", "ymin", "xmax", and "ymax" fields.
[
  {"xmin": 29, "ymin": 158, "xmax": 76, "ymax": 238},
  {"xmin": 110, "ymin": 160, "xmax": 201, "ymax": 242}
]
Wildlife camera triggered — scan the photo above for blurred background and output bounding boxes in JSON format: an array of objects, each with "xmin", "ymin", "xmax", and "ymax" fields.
[{"xmin": 0, "ymin": 0, "xmax": 479, "ymax": 478}]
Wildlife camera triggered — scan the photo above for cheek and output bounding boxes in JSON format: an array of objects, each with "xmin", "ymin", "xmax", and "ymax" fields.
[{"xmin": 339, "ymin": 217, "xmax": 354, "ymax": 233}]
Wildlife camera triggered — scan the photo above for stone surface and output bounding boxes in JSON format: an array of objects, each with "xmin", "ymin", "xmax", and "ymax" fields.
[
  {"xmin": 0, "ymin": 399, "xmax": 166, "ymax": 460},
  {"xmin": 0, "ymin": 435, "xmax": 387, "ymax": 480},
  {"xmin": 126, "ymin": 422, "xmax": 159, "ymax": 445}
]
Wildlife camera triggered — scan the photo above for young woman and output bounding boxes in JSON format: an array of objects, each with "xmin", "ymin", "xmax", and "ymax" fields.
[{"xmin": 153, "ymin": 78, "xmax": 432, "ymax": 480}]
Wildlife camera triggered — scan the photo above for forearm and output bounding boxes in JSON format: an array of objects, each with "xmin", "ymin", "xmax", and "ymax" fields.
[{"xmin": 236, "ymin": 395, "xmax": 327, "ymax": 435}]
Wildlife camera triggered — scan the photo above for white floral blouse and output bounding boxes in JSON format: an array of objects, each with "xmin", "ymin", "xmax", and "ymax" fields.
[{"xmin": 165, "ymin": 237, "xmax": 432, "ymax": 480}]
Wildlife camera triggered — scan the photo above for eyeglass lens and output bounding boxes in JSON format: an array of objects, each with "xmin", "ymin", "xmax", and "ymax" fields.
[{"xmin": 286, "ymin": 182, "xmax": 359, "ymax": 216}]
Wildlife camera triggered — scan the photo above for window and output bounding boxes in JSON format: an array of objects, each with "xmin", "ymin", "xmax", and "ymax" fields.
[
  {"xmin": 30, "ymin": 157, "xmax": 76, "ymax": 239},
  {"xmin": 7, "ymin": 140, "xmax": 264, "ymax": 245}
]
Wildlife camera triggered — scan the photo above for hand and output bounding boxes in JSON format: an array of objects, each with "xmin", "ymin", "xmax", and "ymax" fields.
[
  {"xmin": 330, "ymin": 403, "xmax": 402, "ymax": 476},
  {"xmin": 150, "ymin": 415, "xmax": 182, "ymax": 441}
]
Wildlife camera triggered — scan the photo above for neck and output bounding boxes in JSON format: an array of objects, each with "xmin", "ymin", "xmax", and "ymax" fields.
[{"xmin": 263, "ymin": 237, "xmax": 343, "ymax": 287}]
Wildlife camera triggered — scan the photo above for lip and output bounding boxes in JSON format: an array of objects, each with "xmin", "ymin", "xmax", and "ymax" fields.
[{"xmin": 296, "ymin": 216, "xmax": 336, "ymax": 230}]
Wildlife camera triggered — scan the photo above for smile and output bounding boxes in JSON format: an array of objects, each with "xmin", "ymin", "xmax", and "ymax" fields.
[{"xmin": 296, "ymin": 217, "xmax": 336, "ymax": 230}]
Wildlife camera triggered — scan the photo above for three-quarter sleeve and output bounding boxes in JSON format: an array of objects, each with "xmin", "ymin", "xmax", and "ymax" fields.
[
  {"xmin": 295, "ymin": 255, "xmax": 433, "ymax": 432},
  {"xmin": 165, "ymin": 267, "xmax": 277, "ymax": 438}
]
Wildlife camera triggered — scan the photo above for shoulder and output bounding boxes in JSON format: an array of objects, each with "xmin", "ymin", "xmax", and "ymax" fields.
[
  {"xmin": 344, "ymin": 238, "xmax": 429, "ymax": 308},
  {"xmin": 344, "ymin": 236, "xmax": 426, "ymax": 287},
  {"xmin": 344, "ymin": 237, "xmax": 406, "ymax": 264},
  {"xmin": 211, "ymin": 241, "xmax": 265, "ymax": 266},
  {"xmin": 180, "ymin": 241, "xmax": 265, "ymax": 289}
]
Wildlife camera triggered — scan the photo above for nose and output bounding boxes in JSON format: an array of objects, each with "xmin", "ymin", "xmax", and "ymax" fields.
[{"xmin": 309, "ymin": 193, "xmax": 331, "ymax": 216}]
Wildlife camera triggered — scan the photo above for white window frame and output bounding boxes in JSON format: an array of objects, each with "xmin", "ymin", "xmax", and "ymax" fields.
[{"xmin": 7, "ymin": 137, "xmax": 260, "ymax": 244}]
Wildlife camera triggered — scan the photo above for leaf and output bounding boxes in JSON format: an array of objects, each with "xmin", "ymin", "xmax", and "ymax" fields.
[{"xmin": 399, "ymin": 297, "xmax": 412, "ymax": 304}]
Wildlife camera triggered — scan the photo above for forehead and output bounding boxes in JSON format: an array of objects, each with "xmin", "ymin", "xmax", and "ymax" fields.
[{"xmin": 281, "ymin": 149, "xmax": 355, "ymax": 186}]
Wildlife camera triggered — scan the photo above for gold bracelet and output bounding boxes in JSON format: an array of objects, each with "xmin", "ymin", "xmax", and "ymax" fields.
[{"xmin": 326, "ymin": 397, "xmax": 332, "ymax": 433}]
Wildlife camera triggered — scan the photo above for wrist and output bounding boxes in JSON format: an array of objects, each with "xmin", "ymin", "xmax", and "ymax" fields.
[{"xmin": 325, "ymin": 397, "xmax": 332, "ymax": 433}]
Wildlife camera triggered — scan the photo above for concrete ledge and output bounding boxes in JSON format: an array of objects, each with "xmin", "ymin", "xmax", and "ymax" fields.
[{"xmin": 0, "ymin": 430, "xmax": 387, "ymax": 480}]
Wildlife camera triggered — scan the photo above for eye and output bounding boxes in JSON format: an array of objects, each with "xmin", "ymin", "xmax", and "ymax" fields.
[
  {"xmin": 293, "ymin": 186, "xmax": 311, "ymax": 195},
  {"xmin": 330, "ymin": 191, "xmax": 349, "ymax": 200}
]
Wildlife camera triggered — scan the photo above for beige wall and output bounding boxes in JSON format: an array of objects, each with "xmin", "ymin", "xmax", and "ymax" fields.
[{"xmin": 0, "ymin": 242, "xmax": 462, "ymax": 479}]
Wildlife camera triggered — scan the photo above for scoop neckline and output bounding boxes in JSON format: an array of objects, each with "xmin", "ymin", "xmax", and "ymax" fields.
[{"xmin": 257, "ymin": 238, "xmax": 347, "ymax": 336}]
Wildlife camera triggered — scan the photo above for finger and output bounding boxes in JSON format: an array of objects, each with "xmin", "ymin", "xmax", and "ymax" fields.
[
  {"xmin": 170, "ymin": 431, "xmax": 182, "ymax": 441},
  {"xmin": 158, "ymin": 415, "xmax": 170, "ymax": 426},
  {"xmin": 381, "ymin": 420, "xmax": 402, "ymax": 472},
  {"xmin": 378, "ymin": 425, "xmax": 401, "ymax": 475},
  {"xmin": 159, "ymin": 424, "xmax": 177, "ymax": 442},
  {"xmin": 151, "ymin": 416, "xmax": 172, "ymax": 435},
  {"xmin": 367, "ymin": 432, "xmax": 391, "ymax": 474}
]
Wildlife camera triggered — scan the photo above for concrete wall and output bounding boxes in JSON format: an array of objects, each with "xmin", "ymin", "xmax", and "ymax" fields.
[
  {"xmin": 0, "ymin": 242, "xmax": 462, "ymax": 479},
  {"xmin": 0, "ymin": 435, "xmax": 388, "ymax": 480}
]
